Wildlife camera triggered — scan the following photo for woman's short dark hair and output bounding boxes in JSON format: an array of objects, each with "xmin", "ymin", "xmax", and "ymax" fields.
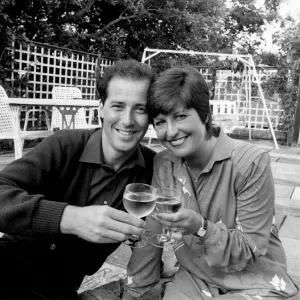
[
  {"xmin": 97, "ymin": 59, "xmax": 156, "ymax": 104},
  {"xmin": 148, "ymin": 66, "xmax": 214, "ymax": 138}
]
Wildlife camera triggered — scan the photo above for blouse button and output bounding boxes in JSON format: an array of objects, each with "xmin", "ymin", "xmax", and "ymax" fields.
[{"xmin": 50, "ymin": 244, "xmax": 56, "ymax": 250}]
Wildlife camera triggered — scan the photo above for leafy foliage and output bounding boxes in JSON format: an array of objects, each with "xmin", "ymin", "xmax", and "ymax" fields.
[
  {"xmin": 0, "ymin": 0, "xmax": 281, "ymax": 59},
  {"xmin": 0, "ymin": 0, "xmax": 283, "ymax": 96},
  {"xmin": 260, "ymin": 21, "xmax": 300, "ymax": 135},
  {"xmin": 262, "ymin": 71, "xmax": 298, "ymax": 132}
]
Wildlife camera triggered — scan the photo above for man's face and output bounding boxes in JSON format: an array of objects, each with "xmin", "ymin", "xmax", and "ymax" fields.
[{"xmin": 100, "ymin": 77, "xmax": 150, "ymax": 162}]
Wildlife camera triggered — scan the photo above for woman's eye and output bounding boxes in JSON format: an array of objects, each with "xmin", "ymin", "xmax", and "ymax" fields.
[
  {"xmin": 154, "ymin": 120, "xmax": 164, "ymax": 126},
  {"xmin": 176, "ymin": 114, "xmax": 186, "ymax": 120}
]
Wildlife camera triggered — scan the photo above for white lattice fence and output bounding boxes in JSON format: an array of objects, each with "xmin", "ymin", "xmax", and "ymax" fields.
[
  {"xmin": 214, "ymin": 70, "xmax": 245, "ymax": 102},
  {"xmin": 192, "ymin": 67, "xmax": 283, "ymax": 130},
  {"xmin": 5, "ymin": 41, "xmax": 115, "ymax": 128},
  {"xmin": 238, "ymin": 98, "xmax": 284, "ymax": 130}
]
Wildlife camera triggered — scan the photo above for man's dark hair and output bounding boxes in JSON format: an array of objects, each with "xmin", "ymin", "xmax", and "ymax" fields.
[
  {"xmin": 97, "ymin": 59, "xmax": 156, "ymax": 104},
  {"xmin": 148, "ymin": 66, "xmax": 214, "ymax": 138}
]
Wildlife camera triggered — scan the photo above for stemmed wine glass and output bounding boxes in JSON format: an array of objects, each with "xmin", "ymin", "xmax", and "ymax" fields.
[
  {"xmin": 150, "ymin": 188, "xmax": 182, "ymax": 248},
  {"xmin": 122, "ymin": 183, "xmax": 156, "ymax": 248}
]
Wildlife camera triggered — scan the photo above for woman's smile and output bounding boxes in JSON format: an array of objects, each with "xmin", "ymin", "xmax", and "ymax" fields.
[{"xmin": 168, "ymin": 136, "xmax": 188, "ymax": 147}]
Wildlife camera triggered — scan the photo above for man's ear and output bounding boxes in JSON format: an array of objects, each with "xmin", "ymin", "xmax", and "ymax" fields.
[{"xmin": 99, "ymin": 102, "xmax": 104, "ymax": 118}]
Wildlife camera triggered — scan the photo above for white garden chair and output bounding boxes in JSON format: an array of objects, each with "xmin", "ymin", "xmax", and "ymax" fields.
[
  {"xmin": 23, "ymin": 105, "xmax": 51, "ymax": 131},
  {"xmin": 210, "ymin": 100, "xmax": 245, "ymax": 134},
  {"xmin": 0, "ymin": 85, "xmax": 53, "ymax": 159},
  {"xmin": 51, "ymin": 86, "xmax": 101, "ymax": 130}
]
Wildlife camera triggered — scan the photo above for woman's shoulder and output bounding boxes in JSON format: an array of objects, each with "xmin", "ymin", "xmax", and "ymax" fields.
[
  {"xmin": 154, "ymin": 148, "xmax": 175, "ymax": 163},
  {"xmin": 231, "ymin": 139, "xmax": 270, "ymax": 172}
]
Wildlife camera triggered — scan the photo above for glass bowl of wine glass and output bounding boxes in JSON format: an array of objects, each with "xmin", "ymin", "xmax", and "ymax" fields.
[{"xmin": 123, "ymin": 183, "xmax": 156, "ymax": 248}]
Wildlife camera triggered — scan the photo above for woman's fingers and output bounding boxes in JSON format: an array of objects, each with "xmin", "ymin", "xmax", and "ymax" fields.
[
  {"xmin": 151, "ymin": 208, "xmax": 202, "ymax": 236},
  {"xmin": 169, "ymin": 231, "xmax": 182, "ymax": 240}
]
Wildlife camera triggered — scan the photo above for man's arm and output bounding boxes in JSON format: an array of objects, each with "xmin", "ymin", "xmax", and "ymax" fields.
[{"xmin": 0, "ymin": 132, "xmax": 71, "ymax": 236}]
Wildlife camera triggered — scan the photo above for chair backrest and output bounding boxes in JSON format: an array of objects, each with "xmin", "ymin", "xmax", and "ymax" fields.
[
  {"xmin": 51, "ymin": 86, "xmax": 88, "ymax": 129},
  {"xmin": 209, "ymin": 100, "xmax": 237, "ymax": 116},
  {"xmin": 0, "ymin": 86, "xmax": 13, "ymax": 134}
]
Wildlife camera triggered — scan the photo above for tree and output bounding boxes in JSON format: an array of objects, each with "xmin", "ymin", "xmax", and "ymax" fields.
[
  {"xmin": 259, "ymin": 19, "xmax": 300, "ymax": 143},
  {"xmin": 0, "ymin": 0, "xmax": 282, "ymax": 58}
]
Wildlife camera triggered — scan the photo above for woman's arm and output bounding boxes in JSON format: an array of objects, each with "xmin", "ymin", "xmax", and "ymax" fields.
[
  {"xmin": 152, "ymin": 152, "xmax": 275, "ymax": 272},
  {"xmin": 203, "ymin": 152, "xmax": 275, "ymax": 271}
]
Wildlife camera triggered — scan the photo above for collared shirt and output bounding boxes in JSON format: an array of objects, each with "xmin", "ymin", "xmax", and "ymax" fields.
[
  {"xmin": 80, "ymin": 129, "xmax": 146, "ymax": 209},
  {"xmin": 191, "ymin": 129, "xmax": 234, "ymax": 201}
]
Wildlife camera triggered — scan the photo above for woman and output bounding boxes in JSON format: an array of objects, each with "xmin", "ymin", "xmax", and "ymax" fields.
[{"xmin": 122, "ymin": 66, "xmax": 299, "ymax": 300}]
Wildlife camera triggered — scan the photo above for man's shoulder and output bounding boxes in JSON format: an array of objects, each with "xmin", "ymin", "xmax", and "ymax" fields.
[
  {"xmin": 139, "ymin": 144, "xmax": 156, "ymax": 161},
  {"xmin": 49, "ymin": 129, "xmax": 97, "ymax": 145},
  {"xmin": 37, "ymin": 129, "xmax": 98, "ymax": 159},
  {"xmin": 53, "ymin": 128, "xmax": 96, "ymax": 138}
]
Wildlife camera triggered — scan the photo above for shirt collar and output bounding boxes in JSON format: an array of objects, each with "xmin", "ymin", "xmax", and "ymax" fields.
[
  {"xmin": 79, "ymin": 128, "xmax": 145, "ymax": 168},
  {"xmin": 209, "ymin": 128, "xmax": 234, "ymax": 162},
  {"xmin": 160, "ymin": 127, "xmax": 234, "ymax": 168}
]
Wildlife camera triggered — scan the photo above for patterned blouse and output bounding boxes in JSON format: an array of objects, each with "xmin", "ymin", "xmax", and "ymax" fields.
[{"xmin": 124, "ymin": 130, "xmax": 299, "ymax": 299}]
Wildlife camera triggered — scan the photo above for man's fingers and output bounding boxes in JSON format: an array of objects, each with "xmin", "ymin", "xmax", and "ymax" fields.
[
  {"xmin": 106, "ymin": 218, "xmax": 146, "ymax": 237},
  {"xmin": 109, "ymin": 207, "xmax": 146, "ymax": 228},
  {"xmin": 99, "ymin": 229, "xmax": 132, "ymax": 243}
]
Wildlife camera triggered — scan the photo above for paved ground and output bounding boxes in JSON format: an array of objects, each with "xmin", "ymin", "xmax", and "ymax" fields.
[{"xmin": 0, "ymin": 137, "xmax": 300, "ymax": 298}]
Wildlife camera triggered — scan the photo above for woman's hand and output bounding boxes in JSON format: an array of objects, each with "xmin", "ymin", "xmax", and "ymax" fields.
[
  {"xmin": 151, "ymin": 208, "xmax": 202, "ymax": 240},
  {"xmin": 122, "ymin": 291, "xmax": 136, "ymax": 300}
]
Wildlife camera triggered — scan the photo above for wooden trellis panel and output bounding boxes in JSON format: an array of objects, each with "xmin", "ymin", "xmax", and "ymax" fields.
[
  {"xmin": 197, "ymin": 68, "xmax": 283, "ymax": 131},
  {"xmin": 10, "ymin": 41, "xmax": 114, "ymax": 99},
  {"xmin": 6, "ymin": 41, "xmax": 115, "ymax": 128},
  {"xmin": 192, "ymin": 67, "xmax": 283, "ymax": 130}
]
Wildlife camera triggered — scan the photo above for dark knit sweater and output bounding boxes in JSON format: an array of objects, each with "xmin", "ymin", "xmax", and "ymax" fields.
[{"xmin": 0, "ymin": 128, "xmax": 155, "ymax": 288}]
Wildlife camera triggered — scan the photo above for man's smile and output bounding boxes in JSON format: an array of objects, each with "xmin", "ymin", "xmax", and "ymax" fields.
[{"xmin": 116, "ymin": 129, "xmax": 138, "ymax": 136}]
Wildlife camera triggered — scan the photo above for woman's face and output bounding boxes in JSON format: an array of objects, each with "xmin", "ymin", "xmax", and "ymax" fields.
[{"xmin": 153, "ymin": 104, "xmax": 207, "ymax": 159}]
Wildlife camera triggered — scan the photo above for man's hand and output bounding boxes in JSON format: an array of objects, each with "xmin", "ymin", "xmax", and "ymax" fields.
[
  {"xmin": 151, "ymin": 208, "xmax": 202, "ymax": 240},
  {"xmin": 60, "ymin": 205, "xmax": 146, "ymax": 243}
]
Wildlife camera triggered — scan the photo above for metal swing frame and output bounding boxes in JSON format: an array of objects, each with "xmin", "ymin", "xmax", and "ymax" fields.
[{"xmin": 141, "ymin": 47, "xmax": 279, "ymax": 149}]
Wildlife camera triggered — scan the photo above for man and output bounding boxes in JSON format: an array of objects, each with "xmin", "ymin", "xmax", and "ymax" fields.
[{"xmin": 0, "ymin": 59, "xmax": 156, "ymax": 299}]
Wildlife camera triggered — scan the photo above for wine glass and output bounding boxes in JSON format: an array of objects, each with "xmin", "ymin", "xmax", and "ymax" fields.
[
  {"xmin": 122, "ymin": 183, "xmax": 156, "ymax": 248},
  {"xmin": 150, "ymin": 188, "xmax": 182, "ymax": 248}
]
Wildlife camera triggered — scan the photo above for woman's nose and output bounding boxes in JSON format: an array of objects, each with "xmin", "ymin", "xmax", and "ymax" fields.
[{"xmin": 167, "ymin": 122, "xmax": 178, "ymax": 137}]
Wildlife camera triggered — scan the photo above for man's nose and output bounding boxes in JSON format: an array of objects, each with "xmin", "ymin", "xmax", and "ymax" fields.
[{"xmin": 121, "ymin": 109, "xmax": 134, "ymax": 126}]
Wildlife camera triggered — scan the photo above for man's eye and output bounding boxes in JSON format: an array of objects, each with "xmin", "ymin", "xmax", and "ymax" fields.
[
  {"xmin": 112, "ymin": 104, "xmax": 122, "ymax": 109},
  {"xmin": 136, "ymin": 107, "xmax": 147, "ymax": 113}
]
